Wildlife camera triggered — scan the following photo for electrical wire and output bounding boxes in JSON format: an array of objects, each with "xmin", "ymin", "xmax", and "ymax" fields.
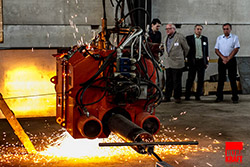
[
  {"xmin": 76, "ymin": 51, "xmax": 116, "ymax": 109},
  {"xmin": 119, "ymin": 7, "xmax": 150, "ymax": 26},
  {"xmin": 141, "ymin": 39, "xmax": 161, "ymax": 85},
  {"xmin": 74, "ymin": 0, "xmax": 162, "ymax": 114},
  {"xmin": 115, "ymin": 0, "xmax": 124, "ymax": 20},
  {"xmin": 141, "ymin": 78, "xmax": 163, "ymax": 111},
  {"xmin": 78, "ymin": 62, "xmax": 115, "ymax": 107}
]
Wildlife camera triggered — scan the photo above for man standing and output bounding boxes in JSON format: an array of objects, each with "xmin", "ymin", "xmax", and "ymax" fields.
[
  {"xmin": 185, "ymin": 24, "xmax": 209, "ymax": 100},
  {"xmin": 148, "ymin": 18, "xmax": 162, "ymax": 44},
  {"xmin": 214, "ymin": 23, "xmax": 240, "ymax": 103},
  {"xmin": 148, "ymin": 18, "xmax": 162, "ymax": 61},
  {"xmin": 163, "ymin": 24, "xmax": 189, "ymax": 103}
]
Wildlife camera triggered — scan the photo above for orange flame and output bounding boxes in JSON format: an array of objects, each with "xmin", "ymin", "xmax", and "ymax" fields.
[{"xmin": 1, "ymin": 66, "xmax": 56, "ymax": 118}]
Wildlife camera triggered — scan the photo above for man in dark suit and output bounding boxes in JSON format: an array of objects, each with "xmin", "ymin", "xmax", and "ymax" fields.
[{"xmin": 185, "ymin": 24, "xmax": 209, "ymax": 100}]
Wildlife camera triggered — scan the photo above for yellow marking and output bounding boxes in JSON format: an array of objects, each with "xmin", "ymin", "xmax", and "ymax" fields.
[{"xmin": 209, "ymin": 59, "xmax": 218, "ymax": 63}]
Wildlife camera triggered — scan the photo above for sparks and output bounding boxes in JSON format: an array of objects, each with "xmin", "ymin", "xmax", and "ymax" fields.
[{"xmin": 0, "ymin": 126, "xmax": 220, "ymax": 166}]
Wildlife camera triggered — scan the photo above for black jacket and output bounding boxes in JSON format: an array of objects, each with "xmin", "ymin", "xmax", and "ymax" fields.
[
  {"xmin": 186, "ymin": 35, "xmax": 209, "ymax": 67},
  {"xmin": 148, "ymin": 28, "xmax": 162, "ymax": 43}
]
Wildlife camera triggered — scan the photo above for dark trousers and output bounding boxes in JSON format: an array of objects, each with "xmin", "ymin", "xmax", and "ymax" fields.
[
  {"xmin": 216, "ymin": 57, "xmax": 238, "ymax": 101},
  {"xmin": 185, "ymin": 59, "xmax": 205, "ymax": 98},
  {"xmin": 165, "ymin": 68, "xmax": 183, "ymax": 100}
]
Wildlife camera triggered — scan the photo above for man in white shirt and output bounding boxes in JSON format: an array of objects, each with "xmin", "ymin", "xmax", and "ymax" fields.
[{"xmin": 214, "ymin": 23, "xmax": 240, "ymax": 103}]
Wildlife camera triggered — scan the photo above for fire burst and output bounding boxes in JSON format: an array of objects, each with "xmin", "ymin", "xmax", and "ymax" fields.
[
  {"xmin": 3, "ymin": 67, "xmax": 55, "ymax": 115},
  {"xmin": 39, "ymin": 131, "xmax": 137, "ymax": 160},
  {"xmin": 0, "ymin": 126, "xmax": 220, "ymax": 167}
]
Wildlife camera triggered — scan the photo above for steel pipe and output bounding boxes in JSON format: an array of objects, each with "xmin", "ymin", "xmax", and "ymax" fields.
[
  {"xmin": 135, "ymin": 112, "xmax": 160, "ymax": 135},
  {"xmin": 77, "ymin": 115, "xmax": 103, "ymax": 139},
  {"xmin": 108, "ymin": 114, "xmax": 153, "ymax": 154}
]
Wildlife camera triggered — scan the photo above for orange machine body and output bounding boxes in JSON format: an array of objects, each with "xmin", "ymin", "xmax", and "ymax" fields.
[{"xmin": 51, "ymin": 46, "xmax": 161, "ymax": 139}]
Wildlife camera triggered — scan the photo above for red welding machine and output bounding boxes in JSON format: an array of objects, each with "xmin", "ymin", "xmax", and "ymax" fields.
[{"xmin": 51, "ymin": 1, "xmax": 197, "ymax": 166}]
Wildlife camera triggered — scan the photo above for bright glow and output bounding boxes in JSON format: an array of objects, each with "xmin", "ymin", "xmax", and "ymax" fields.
[
  {"xmin": 39, "ymin": 129, "xmax": 201, "ymax": 161},
  {"xmin": 37, "ymin": 130, "xmax": 150, "ymax": 164},
  {"xmin": 40, "ymin": 131, "xmax": 136, "ymax": 159},
  {"xmin": 3, "ymin": 66, "xmax": 56, "ymax": 117},
  {"xmin": 0, "ymin": 127, "xmax": 220, "ymax": 166}
]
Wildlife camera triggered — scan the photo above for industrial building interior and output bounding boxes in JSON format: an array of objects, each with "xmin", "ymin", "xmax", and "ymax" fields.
[{"xmin": 0, "ymin": 0, "xmax": 250, "ymax": 167}]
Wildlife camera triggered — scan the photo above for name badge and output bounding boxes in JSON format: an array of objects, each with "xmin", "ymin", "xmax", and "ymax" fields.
[
  {"xmin": 174, "ymin": 42, "xmax": 179, "ymax": 46},
  {"xmin": 203, "ymin": 42, "xmax": 207, "ymax": 45}
]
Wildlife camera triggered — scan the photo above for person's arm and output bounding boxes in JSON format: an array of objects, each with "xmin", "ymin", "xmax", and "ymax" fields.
[
  {"xmin": 228, "ymin": 48, "xmax": 239, "ymax": 60},
  {"xmin": 215, "ymin": 36, "xmax": 230, "ymax": 64},
  {"xmin": 215, "ymin": 49, "xmax": 228, "ymax": 64},
  {"xmin": 181, "ymin": 35, "xmax": 190, "ymax": 58},
  {"xmin": 228, "ymin": 36, "xmax": 240, "ymax": 60},
  {"xmin": 204, "ymin": 37, "xmax": 209, "ymax": 68},
  {"xmin": 214, "ymin": 36, "xmax": 224, "ymax": 58},
  {"xmin": 215, "ymin": 49, "xmax": 224, "ymax": 59}
]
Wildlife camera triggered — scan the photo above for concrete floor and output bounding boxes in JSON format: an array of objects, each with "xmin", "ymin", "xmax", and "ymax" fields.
[
  {"xmin": 0, "ymin": 94, "xmax": 249, "ymax": 167},
  {"xmin": 156, "ymin": 94, "xmax": 250, "ymax": 167}
]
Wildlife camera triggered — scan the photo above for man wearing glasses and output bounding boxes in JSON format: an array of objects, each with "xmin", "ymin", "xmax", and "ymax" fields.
[
  {"xmin": 185, "ymin": 24, "xmax": 209, "ymax": 101},
  {"xmin": 215, "ymin": 23, "xmax": 240, "ymax": 103},
  {"xmin": 162, "ymin": 24, "xmax": 189, "ymax": 103}
]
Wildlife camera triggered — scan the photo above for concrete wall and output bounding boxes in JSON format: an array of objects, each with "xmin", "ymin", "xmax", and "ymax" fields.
[
  {"xmin": 1, "ymin": 0, "xmax": 249, "ymax": 89},
  {"xmin": 153, "ymin": 0, "xmax": 250, "ymax": 81},
  {"xmin": 0, "ymin": 0, "xmax": 116, "ymax": 118},
  {"xmin": 0, "ymin": 0, "xmax": 115, "ymax": 48},
  {"xmin": 0, "ymin": 0, "xmax": 3, "ymax": 42}
]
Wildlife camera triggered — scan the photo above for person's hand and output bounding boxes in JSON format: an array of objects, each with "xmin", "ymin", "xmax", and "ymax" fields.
[{"xmin": 222, "ymin": 56, "xmax": 229, "ymax": 64}]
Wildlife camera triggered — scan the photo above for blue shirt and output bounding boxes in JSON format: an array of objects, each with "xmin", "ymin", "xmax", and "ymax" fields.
[
  {"xmin": 214, "ymin": 34, "xmax": 240, "ymax": 57},
  {"xmin": 166, "ymin": 32, "xmax": 176, "ymax": 53}
]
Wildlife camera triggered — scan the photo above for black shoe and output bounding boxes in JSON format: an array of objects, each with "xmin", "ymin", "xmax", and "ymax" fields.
[
  {"xmin": 175, "ymin": 99, "xmax": 181, "ymax": 103},
  {"xmin": 215, "ymin": 98, "xmax": 223, "ymax": 103},
  {"xmin": 185, "ymin": 96, "xmax": 190, "ymax": 100},
  {"xmin": 195, "ymin": 96, "xmax": 201, "ymax": 101},
  {"xmin": 233, "ymin": 100, "xmax": 239, "ymax": 104},
  {"xmin": 232, "ymin": 97, "xmax": 239, "ymax": 103}
]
